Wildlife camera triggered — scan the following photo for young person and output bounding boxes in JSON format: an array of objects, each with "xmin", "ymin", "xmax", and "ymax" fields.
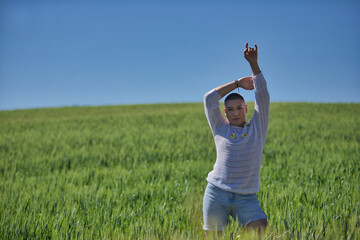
[{"xmin": 203, "ymin": 43, "xmax": 270, "ymax": 237}]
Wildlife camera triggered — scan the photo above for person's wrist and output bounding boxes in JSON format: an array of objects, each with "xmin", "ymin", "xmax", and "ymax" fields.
[
  {"xmin": 249, "ymin": 62, "xmax": 260, "ymax": 75},
  {"xmin": 249, "ymin": 61, "xmax": 258, "ymax": 66}
]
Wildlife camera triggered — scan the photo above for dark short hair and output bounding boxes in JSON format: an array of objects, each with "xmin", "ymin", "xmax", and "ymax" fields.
[{"xmin": 224, "ymin": 93, "xmax": 245, "ymax": 105}]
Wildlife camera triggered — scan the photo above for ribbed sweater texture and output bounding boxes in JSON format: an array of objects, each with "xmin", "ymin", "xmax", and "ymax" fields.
[{"xmin": 204, "ymin": 72, "xmax": 270, "ymax": 194}]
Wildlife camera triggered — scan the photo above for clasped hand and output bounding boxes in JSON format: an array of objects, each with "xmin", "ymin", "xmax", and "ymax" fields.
[{"xmin": 237, "ymin": 76, "xmax": 254, "ymax": 90}]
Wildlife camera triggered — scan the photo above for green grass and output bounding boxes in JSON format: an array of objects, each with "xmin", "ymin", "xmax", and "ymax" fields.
[{"xmin": 0, "ymin": 102, "xmax": 359, "ymax": 239}]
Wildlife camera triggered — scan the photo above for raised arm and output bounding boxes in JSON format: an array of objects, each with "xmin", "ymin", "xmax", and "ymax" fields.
[
  {"xmin": 215, "ymin": 76, "xmax": 254, "ymax": 98},
  {"xmin": 244, "ymin": 43, "xmax": 270, "ymax": 138},
  {"xmin": 215, "ymin": 42, "xmax": 260, "ymax": 97}
]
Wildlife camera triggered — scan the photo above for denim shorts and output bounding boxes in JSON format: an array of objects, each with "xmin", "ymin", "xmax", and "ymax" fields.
[{"xmin": 203, "ymin": 182, "xmax": 267, "ymax": 231}]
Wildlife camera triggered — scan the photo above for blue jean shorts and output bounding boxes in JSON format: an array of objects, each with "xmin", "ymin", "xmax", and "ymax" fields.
[{"xmin": 203, "ymin": 182, "xmax": 267, "ymax": 231}]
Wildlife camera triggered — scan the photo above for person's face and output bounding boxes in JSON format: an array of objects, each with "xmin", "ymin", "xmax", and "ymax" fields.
[{"xmin": 224, "ymin": 99, "xmax": 247, "ymax": 127}]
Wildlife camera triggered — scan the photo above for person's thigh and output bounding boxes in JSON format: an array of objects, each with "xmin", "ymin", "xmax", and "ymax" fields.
[
  {"xmin": 231, "ymin": 193, "xmax": 267, "ymax": 227},
  {"xmin": 203, "ymin": 183, "xmax": 230, "ymax": 231}
]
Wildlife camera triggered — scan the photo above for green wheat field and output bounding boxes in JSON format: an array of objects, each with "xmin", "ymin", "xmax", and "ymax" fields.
[{"xmin": 0, "ymin": 102, "xmax": 359, "ymax": 239}]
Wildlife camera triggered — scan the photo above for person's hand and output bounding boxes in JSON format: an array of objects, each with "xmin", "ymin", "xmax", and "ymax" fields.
[
  {"xmin": 244, "ymin": 43, "xmax": 258, "ymax": 65},
  {"xmin": 238, "ymin": 76, "xmax": 254, "ymax": 90}
]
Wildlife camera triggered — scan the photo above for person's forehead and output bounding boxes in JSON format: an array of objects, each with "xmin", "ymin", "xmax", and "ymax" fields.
[{"xmin": 225, "ymin": 99, "xmax": 245, "ymax": 108}]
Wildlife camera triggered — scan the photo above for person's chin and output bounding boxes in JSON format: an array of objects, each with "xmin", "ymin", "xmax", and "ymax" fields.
[{"xmin": 230, "ymin": 120, "xmax": 241, "ymax": 125}]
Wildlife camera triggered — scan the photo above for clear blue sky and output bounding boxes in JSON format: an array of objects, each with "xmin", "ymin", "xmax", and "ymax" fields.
[{"xmin": 1, "ymin": 0, "xmax": 359, "ymax": 110}]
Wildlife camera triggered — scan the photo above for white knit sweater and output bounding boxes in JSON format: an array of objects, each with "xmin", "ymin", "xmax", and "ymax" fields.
[{"xmin": 204, "ymin": 72, "xmax": 270, "ymax": 194}]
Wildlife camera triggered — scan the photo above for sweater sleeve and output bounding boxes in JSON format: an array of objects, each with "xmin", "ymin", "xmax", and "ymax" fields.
[
  {"xmin": 204, "ymin": 89, "xmax": 227, "ymax": 135},
  {"xmin": 252, "ymin": 72, "xmax": 270, "ymax": 142}
]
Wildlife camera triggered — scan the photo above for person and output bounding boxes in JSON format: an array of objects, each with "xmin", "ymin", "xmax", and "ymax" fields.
[{"xmin": 202, "ymin": 43, "xmax": 270, "ymax": 238}]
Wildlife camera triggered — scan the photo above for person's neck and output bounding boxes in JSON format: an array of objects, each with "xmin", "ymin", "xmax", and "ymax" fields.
[{"xmin": 230, "ymin": 121, "xmax": 246, "ymax": 128}]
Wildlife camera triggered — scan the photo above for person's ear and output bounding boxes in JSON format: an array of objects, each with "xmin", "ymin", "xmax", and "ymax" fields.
[
  {"xmin": 223, "ymin": 108, "xmax": 227, "ymax": 117},
  {"xmin": 245, "ymin": 105, "xmax": 248, "ymax": 114}
]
